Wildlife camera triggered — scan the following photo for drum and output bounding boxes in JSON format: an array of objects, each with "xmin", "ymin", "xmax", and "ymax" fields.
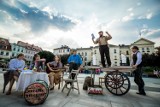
[{"xmin": 24, "ymin": 80, "xmax": 49, "ymax": 105}]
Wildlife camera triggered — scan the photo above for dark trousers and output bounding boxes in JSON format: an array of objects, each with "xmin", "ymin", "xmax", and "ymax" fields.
[
  {"xmin": 133, "ymin": 67, "xmax": 145, "ymax": 93},
  {"xmin": 99, "ymin": 45, "xmax": 111, "ymax": 67},
  {"xmin": 69, "ymin": 63, "xmax": 79, "ymax": 79}
]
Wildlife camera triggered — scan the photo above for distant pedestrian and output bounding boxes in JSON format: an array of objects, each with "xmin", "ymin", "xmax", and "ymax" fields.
[
  {"xmin": 92, "ymin": 31, "xmax": 112, "ymax": 67},
  {"xmin": 131, "ymin": 46, "xmax": 146, "ymax": 96}
]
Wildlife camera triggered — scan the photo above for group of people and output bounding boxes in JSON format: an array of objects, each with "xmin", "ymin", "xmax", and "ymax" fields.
[
  {"xmin": 5, "ymin": 30, "xmax": 146, "ymax": 96},
  {"xmin": 5, "ymin": 49, "xmax": 82, "ymax": 95}
]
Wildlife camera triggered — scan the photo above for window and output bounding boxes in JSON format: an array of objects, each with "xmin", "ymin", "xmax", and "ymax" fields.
[
  {"xmin": 21, "ymin": 50, "xmax": 23, "ymax": 52},
  {"xmin": 12, "ymin": 53, "xmax": 14, "ymax": 57},
  {"xmin": 94, "ymin": 50, "xmax": 96, "ymax": 54},
  {"xmin": 147, "ymin": 47, "xmax": 150, "ymax": 52},
  {"xmin": 114, "ymin": 56, "xmax": 117, "ymax": 60},
  {"xmin": 82, "ymin": 52, "xmax": 84, "ymax": 56},
  {"xmin": 18, "ymin": 49, "xmax": 20, "ymax": 52},
  {"xmin": 0, "ymin": 51, "xmax": 4, "ymax": 55},
  {"xmin": 85, "ymin": 57, "xmax": 87, "ymax": 61},
  {"xmin": 85, "ymin": 52, "xmax": 87, "ymax": 56},
  {"xmin": 142, "ymin": 48, "xmax": 145, "ymax": 52},
  {"xmin": 114, "ymin": 49, "xmax": 116, "ymax": 53},
  {"xmin": 67, "ymin": 48, "xmax": 70, "ymax": 52},
  {"xmin": 126, "ymin": 51, "xmax": 129, "ymax": 55},
  {"xmin": 6, "ymin": 52, "xmax": 9, "ymax": 56},
  {"xmin": 115, "ymin": 62, "xmax": 117, "ymax": 66},
  {"xmin": 13, "ymin": 48, "xmax": 16, "ymax": 51}
]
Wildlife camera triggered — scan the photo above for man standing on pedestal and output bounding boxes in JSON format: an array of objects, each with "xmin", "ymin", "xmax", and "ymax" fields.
[{"xmin": 92, "ymin": 31, "xmax": 112, "ymax": 67}]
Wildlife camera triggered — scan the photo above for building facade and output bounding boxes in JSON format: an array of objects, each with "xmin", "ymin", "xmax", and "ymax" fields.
[
  {"xmin": 53, "ymin": 45, "xmax": 70, "ymax": 55},
  {"xmin": 77, "ymin": 47, "xmax": 93, "ymax": 65},
  {"xmin": 17, "ymin": 41, "xmax": 42, "ymax": 62},
  {"xmin": 75, "ymin": 38, "xmax": 155, "ymax": 66},
  {"xmin": 11, "ymin": 43, "xmax": 26, "ymax": 58},
  {"xmin": 0, "ymin": 37, "xmax": 12, "ymax": 59}
]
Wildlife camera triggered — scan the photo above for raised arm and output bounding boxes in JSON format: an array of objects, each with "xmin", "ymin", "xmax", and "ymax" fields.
[
  {"xmin": 106, "ymin": 31, "xmax": 112, "ymax": 40},
  {"xmin": 92, "ymin": 38, "xmax": 99, "ymax": 44}
]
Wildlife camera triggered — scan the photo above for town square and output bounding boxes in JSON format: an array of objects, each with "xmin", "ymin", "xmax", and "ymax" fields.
[{"xmin": 0, "ymin": 0, "xmax": 160, "ymax": 107}]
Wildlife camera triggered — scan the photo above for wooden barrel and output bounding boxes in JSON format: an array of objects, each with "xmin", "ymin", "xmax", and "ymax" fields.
[{"xmin": 24, "ymin": 80, "xmax": 49, "ymax": 105}]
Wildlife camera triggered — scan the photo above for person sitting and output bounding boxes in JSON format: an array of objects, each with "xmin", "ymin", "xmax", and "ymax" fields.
[
  {"xmin": 30, "ymin": 54, "xmax": 45, "ymax": 72},
  {"xmin": 6, "ymin": 53, "xmax": 25, "ymax": 95},
  {"xmin": 67, "ymin": 50, "xmax": 82, "ymax": 79},
  {"xmin": 47, "ymin": 55, "xmax": 62, "ymax": 90}
]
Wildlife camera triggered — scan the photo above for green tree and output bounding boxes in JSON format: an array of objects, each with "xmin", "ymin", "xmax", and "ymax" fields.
[
  {"xmin": 142, "ymin": 53, "xmax": 160, "ymax": 67},
  {"xmin": 38, "ymin": 51, "xmax": 54, "ymax": 63},
  {"xmin": 60, "ymin": 54, "xmax": 70, "ymax": 66}
]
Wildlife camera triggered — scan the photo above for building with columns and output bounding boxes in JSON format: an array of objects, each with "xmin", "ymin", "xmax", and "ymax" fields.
[{"xmin": 54, "ymin": 38, "xmax": 155, "ymax": 66}]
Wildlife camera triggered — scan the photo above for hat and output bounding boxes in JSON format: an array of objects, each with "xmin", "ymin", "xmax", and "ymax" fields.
[{"xmin": 98, "ymin": 31, "xmax": 103, "ymax": 33}]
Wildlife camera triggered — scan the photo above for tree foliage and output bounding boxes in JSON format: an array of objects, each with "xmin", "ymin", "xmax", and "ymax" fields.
[
  {"xmin": 60, "ymin": 54, "xmax": 70, "ymax": 65},
  {"xmin": 142, "ymin": 53, "xmax": 160, "ymax": 67},
  {"xmin": 37, "ymin": 51, "xmax": 54, "ymax": 63}
]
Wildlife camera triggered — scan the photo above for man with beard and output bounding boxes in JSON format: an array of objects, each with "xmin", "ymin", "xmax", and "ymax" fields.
[{"xmin": 92, "ymin": 31, "xmax": 112, "ymax": 67}]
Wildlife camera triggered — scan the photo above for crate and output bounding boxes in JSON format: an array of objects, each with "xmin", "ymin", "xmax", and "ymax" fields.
[{"xmin": 88, "ymin": 85, "xmax": 103, "ymax": 95}]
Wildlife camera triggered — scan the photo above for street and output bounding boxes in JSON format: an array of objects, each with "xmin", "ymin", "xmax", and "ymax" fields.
[{"xmin": 0, "ymin": 72, "xmax": 160, "ymax": 107}]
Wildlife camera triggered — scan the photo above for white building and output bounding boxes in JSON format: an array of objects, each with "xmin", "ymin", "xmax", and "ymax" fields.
[
  {"xmin": 74, "ymin": 38, "xmax": 155, "ymax": 66},
  {"xmin": 76, "ymin": 45, "xmax": 121, "ymax": 66},
  {"xmin": 53, "ymin": 45, "xmax": 70, "ymax": 55},
  {"xmin": 130, "ymin": 38, "xmax": 155, "ymax": 54},
  {"xmin": 77, "ymin": 47, "xmax": 93, "ymax": 65}
]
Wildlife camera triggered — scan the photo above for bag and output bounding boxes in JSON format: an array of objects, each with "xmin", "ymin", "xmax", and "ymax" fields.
[{"xmin": 83, "ymin": 76, "xmax": 93, "ymax": 90}]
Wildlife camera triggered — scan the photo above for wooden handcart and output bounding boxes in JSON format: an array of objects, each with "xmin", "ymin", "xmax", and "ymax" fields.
[{"xmin": 101, "ymin": 66, "xmax": 135, "ymax": 96}]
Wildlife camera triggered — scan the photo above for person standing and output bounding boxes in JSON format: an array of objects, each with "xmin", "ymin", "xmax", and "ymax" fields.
[
  {"xmin": 131, "ymin": 46, "xmax": 146, "ymax": 95},
  {"xmin": 6, "ymin": 53, "xmax": 25, "ymax": 95},
  {"xmin": 92, "ymin": 31, "xmax": 112, "ymax": 67},
  {"xmin": 68, "ymin": 50, "xmax": 82, "ymax": 79}
]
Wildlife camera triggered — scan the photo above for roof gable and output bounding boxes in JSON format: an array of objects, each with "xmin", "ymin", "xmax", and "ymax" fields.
[{"xmin": 132, "ymin": 38, "xmax": 155, "ymax": 45}]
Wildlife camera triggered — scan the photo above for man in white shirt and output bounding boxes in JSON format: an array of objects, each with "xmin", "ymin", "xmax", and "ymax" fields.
[
  {"xmin": 6, "ymin": 53, "xmax": 25, "ymax": 95},
  {"xmin": 131, "ymin": 46, "xmax": 146, "ymax": 96}
]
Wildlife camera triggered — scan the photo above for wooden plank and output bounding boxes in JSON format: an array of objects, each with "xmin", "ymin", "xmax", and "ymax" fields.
[
  {"xmin": 85, "ymin": 66, "xmax": 101, "ymax": 70},
  {"xmin": 101, "ymin": 66, "xmax": 135, "ymax": 73}
]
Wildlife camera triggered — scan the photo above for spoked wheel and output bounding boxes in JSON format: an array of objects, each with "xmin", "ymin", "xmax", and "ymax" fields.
[{"xmin": 105, "ymin": 71, "xmax": 130, "ymax": 96}]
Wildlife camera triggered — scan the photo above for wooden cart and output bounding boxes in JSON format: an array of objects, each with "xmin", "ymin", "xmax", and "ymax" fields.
[{"xmin": 101, "ymin": 66, "xmax": 135, "ymax": 96}]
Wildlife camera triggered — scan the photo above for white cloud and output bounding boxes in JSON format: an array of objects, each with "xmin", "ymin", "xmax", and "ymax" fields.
[
  {"xmin": 145, "ymin": 29, "xmax": 160, "ymax": 36},
  {"xmin": 127, "ymin": 8, "xmax": 133, "ymax": 11},
  {"xmin": 146, "ymin": 13, "xmax": 153, "ymax": 19},
  {"xmin": 138, "ymin": 12, "xmax": 153, "ymax": 20},
  {"xmin": 122, "ymin": 12, "xmax": 134, "ymax": 22}
]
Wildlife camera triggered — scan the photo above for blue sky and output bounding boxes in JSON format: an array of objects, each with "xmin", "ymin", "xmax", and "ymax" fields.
[{"xmin": 0, "ymin": 0, "xmax": 160, "ymax": 51}]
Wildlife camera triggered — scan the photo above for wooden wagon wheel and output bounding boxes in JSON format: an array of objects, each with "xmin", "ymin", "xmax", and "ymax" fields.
[{"xmin": 105, "ymin": 71, "xmax": 130, "ymax": 96}]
